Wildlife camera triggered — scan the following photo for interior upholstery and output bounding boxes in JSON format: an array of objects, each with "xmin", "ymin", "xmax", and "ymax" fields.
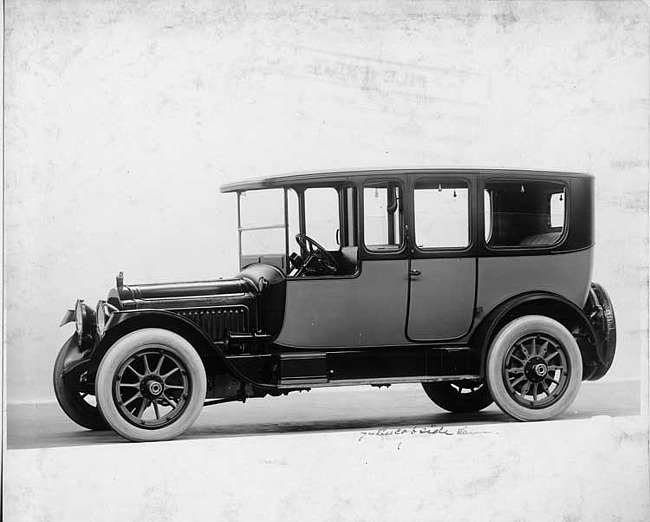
[{"xmin": 518, "ymin": 231, "xmax": 562, "ymax": 247}]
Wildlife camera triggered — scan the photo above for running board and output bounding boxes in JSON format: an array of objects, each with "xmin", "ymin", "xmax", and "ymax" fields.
[
  {"xmin": 277, "ymin": 374, "xmax": 482, "ymax": 389},
  {"xmin": 277, "ymin": 347, "xmax": 478, "ymax": 387}
]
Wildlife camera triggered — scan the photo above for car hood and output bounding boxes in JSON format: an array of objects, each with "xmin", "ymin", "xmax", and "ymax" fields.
[{"xmin": 115, "ymin": 277, "xmax": 254, "ymax": 301}]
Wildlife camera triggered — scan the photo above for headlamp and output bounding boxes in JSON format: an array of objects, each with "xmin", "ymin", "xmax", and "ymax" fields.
[
  {"xmin": 75, "ymin": 299, "xmax": 86, "ymax": 338},
  {"xmin": 74, "ymin": 299, "xmax": 96, "ymax": 347},
  {"xmin": 95, "ymin": 300, "xmax": 116, "ymax": 336}
]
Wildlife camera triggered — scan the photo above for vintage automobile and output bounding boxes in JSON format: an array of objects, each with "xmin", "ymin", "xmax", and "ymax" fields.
[{"xmin": 54, "ymin": 168, "xmax": 616, "ymax": 442}]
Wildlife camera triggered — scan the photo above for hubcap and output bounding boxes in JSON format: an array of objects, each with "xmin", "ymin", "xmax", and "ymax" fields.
[
  {"xmin": 502, "ymin": 334, "xmax": 570, "ymax": 409},
  {"xmin": 113, "ymin": 348, "xmax": 191, "ymax": 429},
  {"xmin": 143, "ymin": 378, "xmax": 164, "ymax": 398},
  {"xmin": 524, "ymin": 357, "xmax": 549, "ymax": 383}
]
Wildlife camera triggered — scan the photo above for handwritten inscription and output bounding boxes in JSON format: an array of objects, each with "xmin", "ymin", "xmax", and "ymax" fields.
[{"xmin": 358, "ymin": 425, "xmax": 494, "ymax": 441}]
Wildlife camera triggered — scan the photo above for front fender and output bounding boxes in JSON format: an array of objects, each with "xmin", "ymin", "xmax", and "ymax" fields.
[
  {"xmin": 89, "ymin": 310, "xmax": 219, "ymax": 372},
  {"xmin": 57, "ymin": 333, "xmax": 93, "ymax": 393},
  {"xmin": 88, "ymin": 310, "xmax": 280, "ymax": 390}
]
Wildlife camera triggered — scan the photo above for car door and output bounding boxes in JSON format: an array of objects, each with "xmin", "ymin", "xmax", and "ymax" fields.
[
  {"xmin": 275, "ymin": 178, "xmax": 410, "ymax": 349},
  {"xmin": 406, "ymin": 176, "xmax": 477, "ymax": 341}
]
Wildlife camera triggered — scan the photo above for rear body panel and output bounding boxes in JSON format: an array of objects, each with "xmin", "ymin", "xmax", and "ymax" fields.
[{"xmin": 476, "ymin": 248, "xmax": 594, "ymax": 312}]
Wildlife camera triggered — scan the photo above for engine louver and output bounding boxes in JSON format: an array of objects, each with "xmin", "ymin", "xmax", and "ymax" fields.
[{"xmin": 176, "ymin": 306, "xmax": 250, "ymax": 341}]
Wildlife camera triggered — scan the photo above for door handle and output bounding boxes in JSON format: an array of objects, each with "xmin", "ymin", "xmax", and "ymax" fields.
[{"xmin": 409, "ymin": 269, "xmax": 421, "ymax": 277}]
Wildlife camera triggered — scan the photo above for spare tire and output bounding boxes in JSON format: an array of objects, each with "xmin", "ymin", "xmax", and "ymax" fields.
[{"xmin": 586, "ymin": 282, "xmax": 617, "ymax": 381}]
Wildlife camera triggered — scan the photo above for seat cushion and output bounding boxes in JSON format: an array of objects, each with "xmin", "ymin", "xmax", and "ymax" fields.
[{"xmin": 518, "ymin": 232, "xmax": 562, "ymax": 247}]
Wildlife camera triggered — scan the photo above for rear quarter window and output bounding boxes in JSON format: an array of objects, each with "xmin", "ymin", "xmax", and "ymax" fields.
[{"xmin": 484, "ymin": 181, "xmax": 566, "ymax": 248}]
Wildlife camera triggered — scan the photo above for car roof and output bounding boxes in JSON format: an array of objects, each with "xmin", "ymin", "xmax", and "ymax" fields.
[{"xmin": 220, "ymin": 168, "xmax": 592, "ymax": 193}]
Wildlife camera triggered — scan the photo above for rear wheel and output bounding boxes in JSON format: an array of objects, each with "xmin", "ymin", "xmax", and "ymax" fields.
[
  {"xmin": 96, "ymin": 329, "xmax": 207, "ymax": 442},
  {"xmin": 422, "ymin": 381, "xmax": 493, "ymax": 413},
  {"xmin": 53, "ymin": 336, "xmax": 109, "ymax": 431},
  {"xmin": 486, "ymin": 315, "xmax": 582, "ymax": 421}
]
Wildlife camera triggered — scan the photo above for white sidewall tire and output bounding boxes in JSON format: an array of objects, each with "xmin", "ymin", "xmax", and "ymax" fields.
[
  {"xmin": 486, "ymin": 315, "xmax": 582, "ymax": 422},
  {"xmin": 96, "ymin": 328, "xmax": 207, "ymax": 442}
]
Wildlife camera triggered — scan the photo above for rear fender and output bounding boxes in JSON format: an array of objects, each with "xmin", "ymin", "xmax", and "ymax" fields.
[{"xmin": 472, "ymin": 292, "xmax": 598, "ymax": 379}]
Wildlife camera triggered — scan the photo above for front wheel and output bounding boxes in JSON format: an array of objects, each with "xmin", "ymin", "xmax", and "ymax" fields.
[
  {"xmin": 486, "ymin": 315, "xmax": 582, "ymax": 421},
  {"xmin": 422, "ymin": 381, "xmax": 493, "ymax": 413},
  {"xmin": 96, "ymin": 328, "xmax": 207, "ymax": 442}
]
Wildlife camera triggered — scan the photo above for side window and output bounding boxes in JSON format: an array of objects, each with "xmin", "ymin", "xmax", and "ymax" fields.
[
  {"xmin": 414, "ymin": 181, "xmax": 469, "ymax": 249},
  {"xmin": 484, "ymin": 181, "xmax": 567, "ymax": 248},
  {"xmin": 239, "ymin": 189, "xmax": 285, "ymax": 256},
  {"xmin": 364, "ymin": 182, "xmax": 403, "ymax": 252},
  {"xmin": 550, "ymin": 191, "xmax": 565, "ymax": 228},
  {"xmin": 304, "ymin": 187, "xmax": 339, "ymax": 250},
  {"xmin": 287, "ymin": 186, "xmax": 359, "ymax": 278},
  {"xmin": 484, "ymin": 190, "xmax": 492, "ymax": 243},
  {"xmin": 287, "ymin": 188, "xmax": 300, "ymax": 246},
  {"xmin": 343, "ymin": 186, "xmax": 357, "ymax": 247}
]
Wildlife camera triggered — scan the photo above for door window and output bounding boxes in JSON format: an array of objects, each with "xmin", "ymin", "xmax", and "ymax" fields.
[
  {"xmin": 363, "ymin": 182, "xmax": 403, "ymax": 252},
  {"xmin": 287, "ymin": 185, "xmax": 359, "ymax": 278},
  {"xmin": 304, "ymin": 188, "xmax": 340, "ymax": 250},
  {"xmin": 414, "ymin": 181, "xmax": 469, "ymax": 249}
]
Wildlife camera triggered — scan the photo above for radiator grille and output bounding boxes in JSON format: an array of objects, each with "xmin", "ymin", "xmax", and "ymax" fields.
[{"xmin": 176, "ymin": 306, "xmax": 250, "ymax": 340}]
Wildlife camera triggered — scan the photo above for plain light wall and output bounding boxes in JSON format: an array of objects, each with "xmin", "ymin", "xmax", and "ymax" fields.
[{"xmin": 4, "ymin": 0, "xmax": 648, "ymax": 402}]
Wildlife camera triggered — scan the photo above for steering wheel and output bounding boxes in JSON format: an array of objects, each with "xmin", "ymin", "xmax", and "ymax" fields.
[{"xmin": 295, "ymin": 233, "xmax": 341, "ymax": 276}]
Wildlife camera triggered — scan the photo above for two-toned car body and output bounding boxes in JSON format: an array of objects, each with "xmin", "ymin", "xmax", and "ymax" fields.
[{"xmin": 54, "ymin": 168, "xmax": 616, "ymax": 441}]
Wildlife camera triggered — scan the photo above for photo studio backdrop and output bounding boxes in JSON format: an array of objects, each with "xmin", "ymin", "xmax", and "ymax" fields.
[{"xmin": 4, "ymin": 0, "xmax": 648, "ymax": 402}]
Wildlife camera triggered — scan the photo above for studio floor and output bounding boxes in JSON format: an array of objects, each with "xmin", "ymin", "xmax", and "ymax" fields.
[{"xmin": 4, "ymin": 380, "xmax": 649, "ymax": 521}]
